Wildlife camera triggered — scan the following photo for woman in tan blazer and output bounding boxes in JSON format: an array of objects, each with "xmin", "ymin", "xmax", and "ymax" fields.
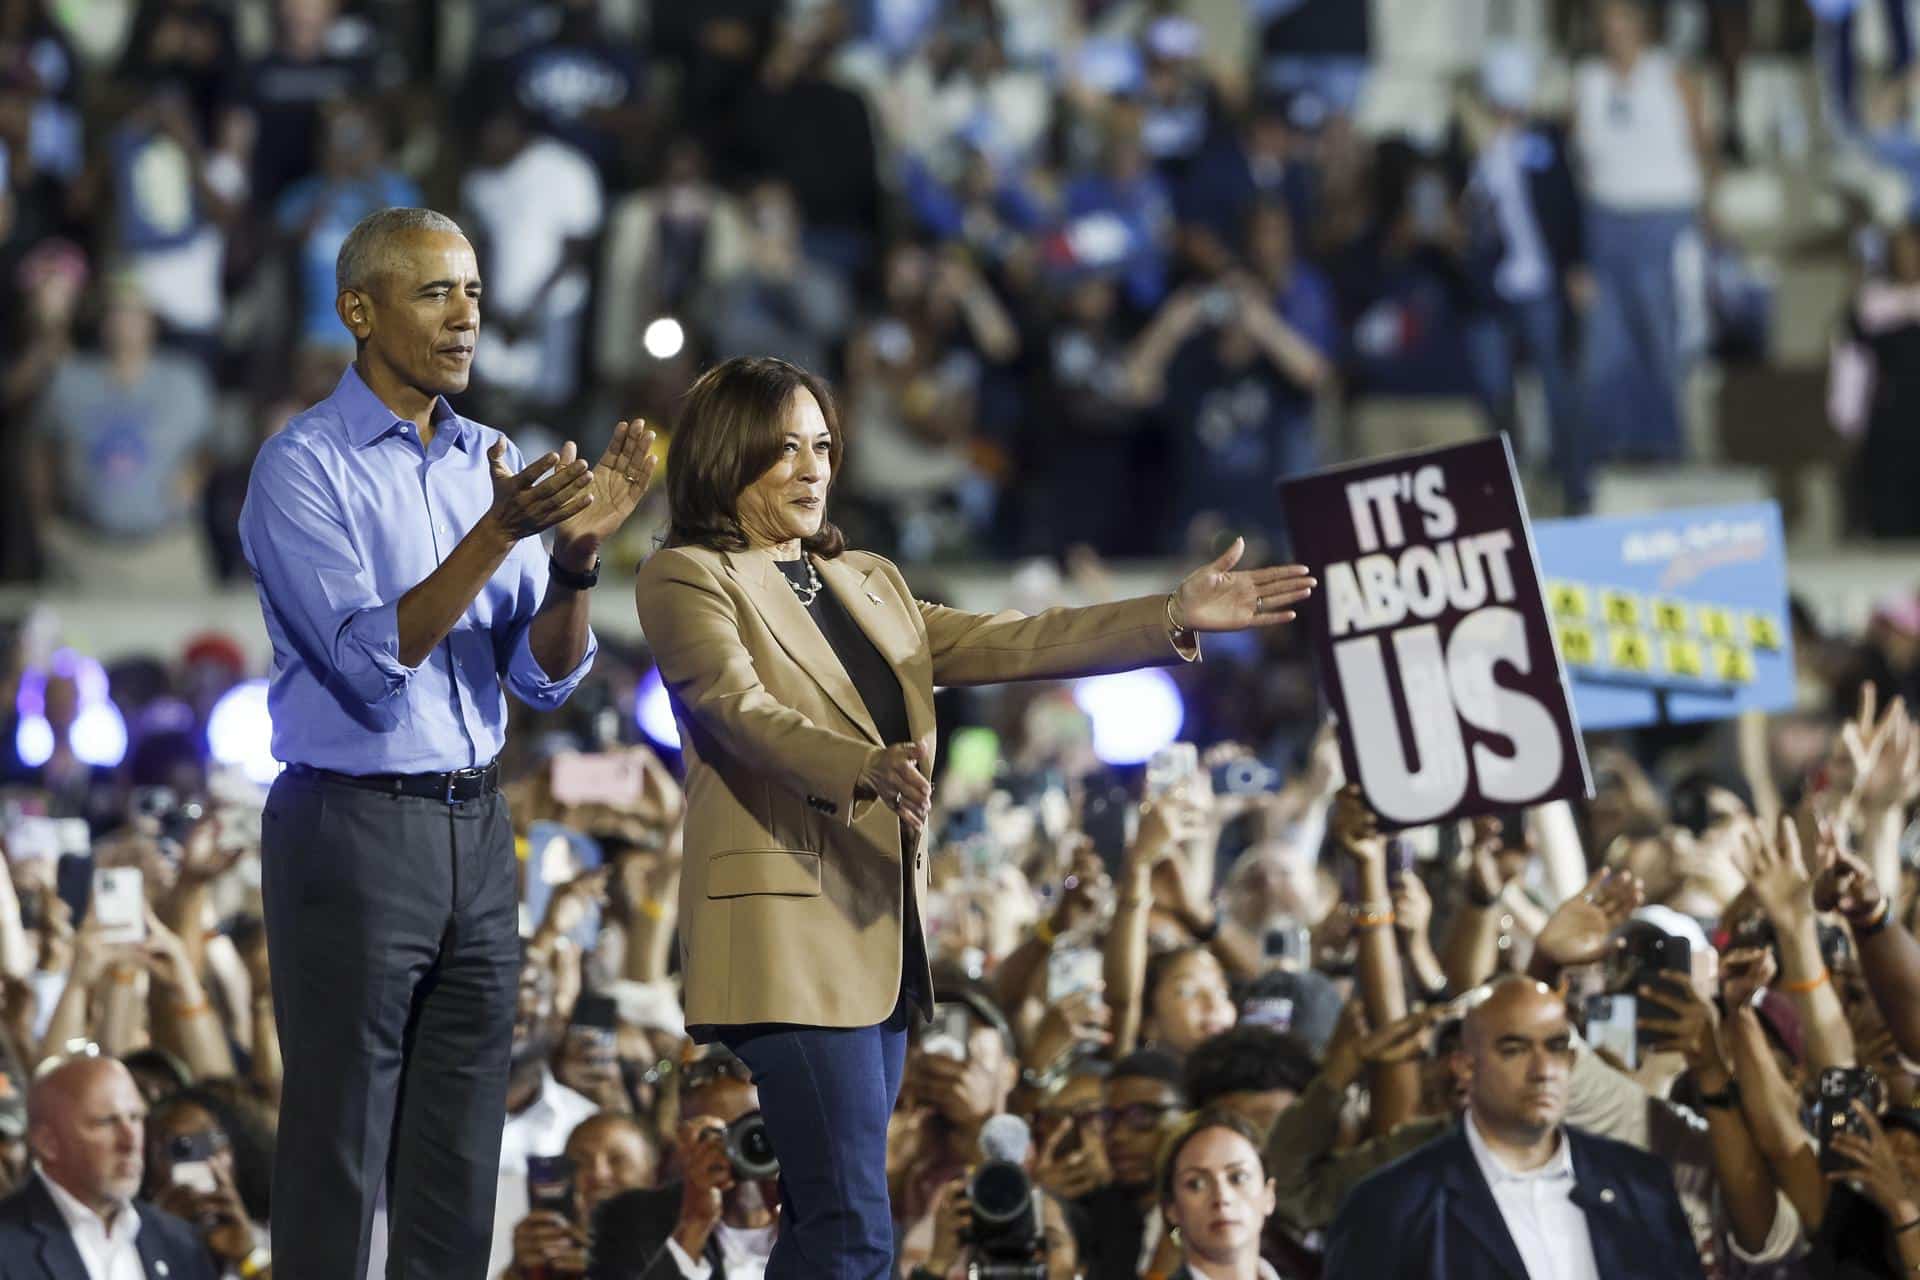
[{"xmin": 632, "ymin": 355, "xmax": 1315, "ymax": 1278}]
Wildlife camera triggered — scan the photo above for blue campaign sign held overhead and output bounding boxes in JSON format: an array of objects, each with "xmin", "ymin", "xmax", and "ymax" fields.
[{"xmin": 1531, "ymin": 503, "xmax": 1795, "ymax": 729}]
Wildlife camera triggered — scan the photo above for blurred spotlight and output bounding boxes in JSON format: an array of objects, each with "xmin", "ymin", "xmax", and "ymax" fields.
[
  {"xmin": 633, "ymin": 666, "xmax": 679, "ymax": 749},
  {"xmin": 69, "ymin": 701, "xmax": 128, "ymax": 768},
  {"xmin": 15, "ymin": 716, "xmax": 53, "ymax": 768},
  {"xmin": 208, "ymin": 679, "xmax": 278, "ymax": 785},
  {"xmin": 643, "ymin": 317, "xmax": 685, "ymax": 360},
  {"xmin": 1073, "ymin": 668, "xmax": 1184, "ymax": 766}
]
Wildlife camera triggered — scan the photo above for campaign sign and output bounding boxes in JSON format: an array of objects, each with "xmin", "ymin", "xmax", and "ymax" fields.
[
  {"xmin": 1531, "ymin": 503, "xmax": 1794, "ymax": 730},
  {"xmin": 1279, "ymin": 437, "xmax": 1590, "ymax": 829}
]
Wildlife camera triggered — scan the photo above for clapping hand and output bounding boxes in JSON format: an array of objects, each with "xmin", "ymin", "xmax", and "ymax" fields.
[
  {"xmin": 1331, "ymin": 785, "xmax": 1385, "ymax": 866},
  {"xmin": 552, "ymin": 420, "xmax": 660, "ymax": 561}
]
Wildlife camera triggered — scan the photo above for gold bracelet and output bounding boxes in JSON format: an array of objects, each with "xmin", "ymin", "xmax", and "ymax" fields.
[
  {"xmin": 1033, "ymin": 916, "xmax": 1058, "ymax": 947},
  {"xmin": 1165, "ymin": 591, "xmax": 1191, "ymax": 636},
  {"xmin": 172, "ymin": 998, "xmax": 212, "ymax": 1018},
  {"xmin": 637, "ymin": 898, "xmax": 667, "ymax": 922}
]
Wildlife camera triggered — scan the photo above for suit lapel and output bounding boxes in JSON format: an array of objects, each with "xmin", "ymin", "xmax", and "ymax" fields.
[
  {"xmin": 725, "ymin": 548, "xmax": 884, "ymax": 746},
  {"xmin": 1566, "ymin": 1131, "xmax": 1636, "ymax": 1277},
  {"xmin": 1438, "ymin": 1134, "xmax": 1531, "ymax": 1280},
  {"xmin": 815, "ymin": 556, "xmax": 935, "ymax": 746},
  {"xmin": 23, "ymin": 1179, "xmax": 90, "ymax": 1280}
]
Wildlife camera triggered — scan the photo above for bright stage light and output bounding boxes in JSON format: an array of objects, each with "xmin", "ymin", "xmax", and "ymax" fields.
[
  {"xmin": 69, "ymin": 701, "xmax": 127, "ymax": 767},
  {"xmin": 1072, "ymin": 668, "xmax": 1185, "ymax": 765},
  {"xmin": 643, "ymin": 317, "xmax": 685, "ymax": 360},
  {"xmin": 208, "ymin": 679, "xmax": 279, "ymax": 784},
  {"xmin": 634, "ymin": 667, "xmax": 680, "ymax": 749}
]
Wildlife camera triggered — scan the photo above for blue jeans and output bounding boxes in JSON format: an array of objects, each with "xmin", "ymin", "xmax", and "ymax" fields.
[
  {"xmin": 1580, "ymin": 205, "xmax": 1694, "ymax": 464},
  {"xmin": 718, "ymin": 998, "xmax": 914, "ymax": 1279},
  {"xmin": 1465, "ymin": 292, "xmax": 1588, "ymax": 510}
]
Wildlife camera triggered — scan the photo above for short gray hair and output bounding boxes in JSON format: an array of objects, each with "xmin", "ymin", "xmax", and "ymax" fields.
[{"xmin": 335, "ymin": 207, "xmax": 465, "ymax": 295}]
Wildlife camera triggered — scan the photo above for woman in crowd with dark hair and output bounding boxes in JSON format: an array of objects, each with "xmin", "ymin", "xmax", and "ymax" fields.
[
  {"xmin": 1158, "ymin": 1107, "xmax": 1282, "ymax": 1280},
  {"xmin": 632, "ymin": 353, "xmax": 1315, "ymax": 1277}
]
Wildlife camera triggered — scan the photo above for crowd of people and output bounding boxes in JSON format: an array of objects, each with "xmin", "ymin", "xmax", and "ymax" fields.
[
  {"xmin": 12, "ymin": 0, "xmax": 1920, "ymax": 1278},
  {"xmin": 0, "ymin": 527, "xmax": 1918, "ymax": 1279},
  {"xmin": 9, "ymin": 0, "xmax": 1920, "ymax": 591}
]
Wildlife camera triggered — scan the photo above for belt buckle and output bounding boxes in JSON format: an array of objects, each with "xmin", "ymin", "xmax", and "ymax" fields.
[{"xmin": 444, "ymin": 772, "xmax": 461, "ymax": 805}]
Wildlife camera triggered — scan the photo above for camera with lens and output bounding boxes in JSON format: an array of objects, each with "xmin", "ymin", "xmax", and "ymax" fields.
[
  {"xmin": 134, "ymin": 786, "xmax": 205, "ymax": 849},
  {"xmin": 724, "ymin": 1111, "xmax": 779, "ymax": 1181},
  {"xmin": 963, "ymin": 1159, "xmax": 1046, "ymax": 1279}
]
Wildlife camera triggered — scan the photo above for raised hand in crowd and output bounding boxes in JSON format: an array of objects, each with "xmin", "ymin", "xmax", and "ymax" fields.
[
  {"xmin": 1736, "ymin": 815, "xmax": 1856, "ymax": 1071},
  {"xmin": 1532, "ymin": 867, "xmax": 1645, "ymax": 975}
]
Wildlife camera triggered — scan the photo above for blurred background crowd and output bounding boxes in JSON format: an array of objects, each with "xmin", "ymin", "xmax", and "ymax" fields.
[{"xmin": 9, "ymin": 0, "xmax": 1920, "ymax": 1276}]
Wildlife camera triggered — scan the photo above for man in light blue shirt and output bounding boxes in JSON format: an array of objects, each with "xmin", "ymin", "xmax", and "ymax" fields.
[{"xmin": 237, "ymin": 205, "xmax": 656, "ymax": 1280}]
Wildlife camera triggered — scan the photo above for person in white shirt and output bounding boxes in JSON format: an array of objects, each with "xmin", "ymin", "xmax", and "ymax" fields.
[
  {"xmin": 0, "ymin": 1054, "xmax": 216, "ymax": 1280},
  {"xmin": 483, "ymin": 961, "xmax": 601, "ymax": 1278},
  {"xmin": 1571, "ymin": 0, "xmax": 1711, "ymax": 472},
  {"xmin": 1325, "ymin": 980, "xmax": 1705, "ymax": 1278}
]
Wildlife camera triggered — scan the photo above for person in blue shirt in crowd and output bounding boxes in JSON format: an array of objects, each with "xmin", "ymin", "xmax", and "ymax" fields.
[{"xmin": 275, "ymin": 100, "xmax": 421, "ymax": 354}]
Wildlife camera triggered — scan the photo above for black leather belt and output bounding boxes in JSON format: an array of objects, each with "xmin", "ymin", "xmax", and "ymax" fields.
[{"xmin": 287, "ymin": 760, "xmax": 501, "ymax": 804}]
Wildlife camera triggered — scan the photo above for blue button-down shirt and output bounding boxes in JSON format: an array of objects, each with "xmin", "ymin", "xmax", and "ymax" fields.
[{"xmin": 238, "ymin": 365, "xmax": 597, "ymax": 774}]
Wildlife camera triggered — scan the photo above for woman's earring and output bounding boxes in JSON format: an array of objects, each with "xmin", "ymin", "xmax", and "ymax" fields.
[{"xmin": 1169, "ymin": 1225, "xmax": 1182, "ymax": 1248}]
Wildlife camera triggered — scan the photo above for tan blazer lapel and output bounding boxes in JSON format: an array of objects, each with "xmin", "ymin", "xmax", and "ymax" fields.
[
  {"xmin": 816, "ymin": 555, "xmax": 937, "ymax": 749},
  {"xmin": 723, "ymin": 547, "xmax": 884, "ymax": 746}
]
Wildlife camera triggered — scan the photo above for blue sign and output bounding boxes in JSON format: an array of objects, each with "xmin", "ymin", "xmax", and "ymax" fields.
[{"xmin": 1531, "ymin": 503, "xmax": 1794, "ymax": 729}]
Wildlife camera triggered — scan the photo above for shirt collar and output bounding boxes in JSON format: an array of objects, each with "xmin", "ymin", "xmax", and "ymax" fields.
[
  {"xmin": 36, "ymin": 1168, "xmax": 140, "ymax": 1241},
  {"xmin": 1464, "ymin": 1112, "xmax": 1573, "ymax": 1186},
  {"xmin": 332, "ymin": 362, "xmax": 470, "ymax": 451}
]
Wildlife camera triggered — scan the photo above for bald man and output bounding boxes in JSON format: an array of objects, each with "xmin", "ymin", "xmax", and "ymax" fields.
[
  {"xmin": 1324, "ymin": 981, "xmax": 1704, "ymax": 1279},
  {"xmin": 0, "ymin": 1056, "xmax": 216, "ymax": 1280}
]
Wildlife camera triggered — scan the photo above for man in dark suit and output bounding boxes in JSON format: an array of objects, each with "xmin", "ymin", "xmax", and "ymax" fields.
[
  {"xmin": 1326, "ymin": 979, "xmax": 1705, "ymax": 1280},
  {"xmin": 0, "ymin": 1054, "xmax": 218, "ymax": 1280},
  {"xmin": 587, "ymin": 1055, "xmax": 777, "ymax": 1279}
]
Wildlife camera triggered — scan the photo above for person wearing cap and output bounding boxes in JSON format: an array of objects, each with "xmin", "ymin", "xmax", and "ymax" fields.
[
  {"xmin": 236, "ymin": 205, "xmax": 656, "ymax": 1279},
  {"xmin": 0, "ymin": 1055, "xmax": 217, "ymax": 1280},
  {"xmin": 1464, "ymin": 41, "xmax": 1591, "ymax": 513},
  {"xmin": 1327, "ymin": 979, "xmax": 1705, "ymax": 1279}
]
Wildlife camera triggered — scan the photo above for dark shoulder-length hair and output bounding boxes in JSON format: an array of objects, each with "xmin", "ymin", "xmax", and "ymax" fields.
[{"xmin": 663, "ymin": 355, "xmax": 847, "ymax": 558}]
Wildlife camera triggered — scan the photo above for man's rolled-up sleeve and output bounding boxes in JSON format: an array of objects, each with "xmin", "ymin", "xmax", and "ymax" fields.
[
  {"xmin": 239, "ymin": 440, "xmax": 418, "ymax": 709},
  {"xmin": 502, "ymin": 546, "xmax": 598, "ymax": 710}
]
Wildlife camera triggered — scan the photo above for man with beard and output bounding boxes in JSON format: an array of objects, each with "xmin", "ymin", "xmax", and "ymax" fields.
[
  {"xmin": 588, "ymin": 1050, "xmax": 780, "ymax": 1278},
  {"xmin": 0, "ymin": 1056, "xmax": 217, "ymax": 1279},
  {"xmin": 486, "ymin": 958, "xmax": 601, "ymax": 1276},
  {"xmin": 1325, "ymin": 980, "xmax": 1703, "ymax": 1279}
]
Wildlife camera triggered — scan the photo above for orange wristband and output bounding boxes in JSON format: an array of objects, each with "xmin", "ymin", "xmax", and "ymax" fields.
[
  {"xmin": 1783, "ymin": 967, "xmax": 1830, "ymax": 994},
  {"xmin": 1351, "ymin": 907, "xmax": 1396, "ymax": 929}
]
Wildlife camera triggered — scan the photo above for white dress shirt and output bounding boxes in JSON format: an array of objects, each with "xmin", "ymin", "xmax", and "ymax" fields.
[
  {"xmin": 485, "ymin": 1068, "xmax": 601, "ymax": 1278},
  {"xmin": 1463, "ymin": 1115, "xmax": 1600, "ymax": 1280},
  {"xmin": 664, "ymin": 1220, "xmax": 775, "ymax": 1280},
  {"xmin": 37, "ymin": 1170, "xmax": 145, "ymax": 1280}
]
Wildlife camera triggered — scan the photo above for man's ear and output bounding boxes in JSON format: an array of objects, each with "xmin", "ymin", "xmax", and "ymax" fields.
[
  {"xmin": 1449, "ymin": 1048, "xmax": 1473, "ymax": 1093},
  {"xmin": 337, "ymin": 287, "xmax": 373, "ymax": 342}
]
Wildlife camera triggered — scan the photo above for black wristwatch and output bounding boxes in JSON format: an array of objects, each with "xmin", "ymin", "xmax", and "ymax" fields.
[
  {"xmin": 549, "ymin": 553, "xmax": 601, "ymax": 591},
  {"xmin": 1698, "ymin": 1081, "xmax": 1741, "ymax": 1111}
]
